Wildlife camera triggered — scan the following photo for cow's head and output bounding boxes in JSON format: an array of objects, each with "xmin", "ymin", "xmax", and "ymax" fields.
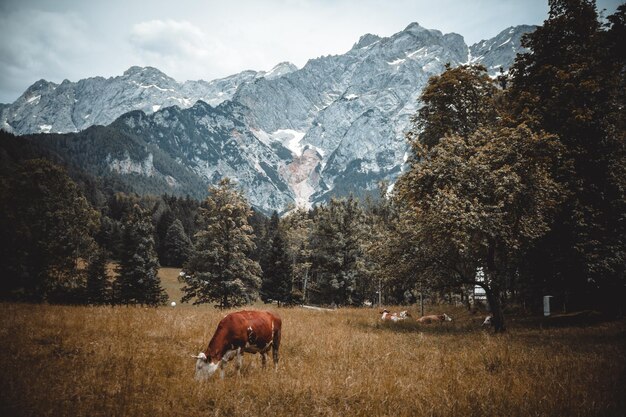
[
  {"xmin": 442, "ymin": 313, "xmax": 452, "ymax": 322},
  {"xmin": 399, "ymin": 310, "xmax": 412, "ymax": 318},
  {"xmin": 192, "ymin": 352, "xmax": 219, "ymax": 381}
]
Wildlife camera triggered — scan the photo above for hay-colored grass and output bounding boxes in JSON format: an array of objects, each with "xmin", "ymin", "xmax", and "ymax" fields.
[{"xmin": 0, "ymin": 273, "xmax": 624, "ymax": 417}]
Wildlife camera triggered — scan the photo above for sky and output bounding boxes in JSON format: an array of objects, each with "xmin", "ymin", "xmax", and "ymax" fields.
[{"xmin": 0, "ymin": 0, "xmax": 622, "ymax": 103}]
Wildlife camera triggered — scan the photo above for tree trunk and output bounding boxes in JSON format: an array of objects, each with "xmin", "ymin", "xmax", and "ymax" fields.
[{"xmin": 483, "ymin": 284, "xmax": 506, "ymax": 333}]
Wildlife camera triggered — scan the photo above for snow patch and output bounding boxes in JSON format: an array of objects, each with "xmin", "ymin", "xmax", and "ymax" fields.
[
  {"xmin": 138, "ymin": 83, "xmax": 175, "ymax": 92},
  {"xmin": 387, "ymin": 58, "xmax": 406, "ymax": 66},
  {"xmin": 152, "ymin": 104, "xmax": 161, "ymax": 112},
  {"xmin": 272, "ymin": 129, "xmax": 306, "ymax": 157},
  {"xmin": 39, "ymin": 124, "xmax": 52, "ymax": 133},
  {"xmin": 344, "ymin": 94, "xmax": 358, "ymax": 100},
  {"xmin": 26, "ymin": 95, "xmax": 41, "ymax": 104},
  {"xmin": 497, "ymin": 37, "xmax": 512, "ymax": 48}
]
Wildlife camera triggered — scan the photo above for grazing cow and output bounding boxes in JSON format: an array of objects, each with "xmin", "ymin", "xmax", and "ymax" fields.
[
  {"xmin": 380, "ymin": 309, "xmax": 412, "ymax": 322},
  {"xmin": 482, "ymin": 315, "xmax": 493, "ymax": 327},
  {"xmin": 416, "ymin": 313, "xmax": 452, "ymax": 324},
  {"xmin": 192, "ymin": 310, "xmax": 282, "ymax": 380}
]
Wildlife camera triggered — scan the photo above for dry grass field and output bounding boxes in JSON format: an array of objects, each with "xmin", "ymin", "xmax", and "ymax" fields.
[{"xmin": 0, "ymin": 269, "xmax": 624, "ymax": 417}]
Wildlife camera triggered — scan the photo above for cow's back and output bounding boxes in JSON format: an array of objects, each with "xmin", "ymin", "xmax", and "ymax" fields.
[{"xmin": 224, "ymin": 310, "xmax": 280, "ymax": 350}]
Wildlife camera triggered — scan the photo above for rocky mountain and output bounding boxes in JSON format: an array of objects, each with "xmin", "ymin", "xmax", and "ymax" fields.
[
  {"xmin": 2, "ymin": 23, "xmax": 534, "ymax": 213},
  {"xmin": 469, "ymin": 25, "xmax": 535, "ymax": 75},
  {"xmin": 0, "ymin": 62, "xmax": 297, "ymax": 135}
]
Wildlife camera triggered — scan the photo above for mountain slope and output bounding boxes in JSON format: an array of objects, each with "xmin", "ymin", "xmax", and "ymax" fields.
[{"xmin": 3, "ymin": 23, "xmax": 534, "ymax": 212}]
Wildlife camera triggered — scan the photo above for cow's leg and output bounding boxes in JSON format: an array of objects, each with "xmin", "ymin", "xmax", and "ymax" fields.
[
  {"xmin": 261, "ymin": 352, "xmax": 267, "ymax": 368},
  {"xmin": 235, "ymin": 348, "xmax": 243, "ymax": 376},
  {"xmin": 219, "ymin": 360, "xmax": 226, "ymax": 379}
]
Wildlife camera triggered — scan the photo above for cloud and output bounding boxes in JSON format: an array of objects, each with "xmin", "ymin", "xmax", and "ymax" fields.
[
  {"xmin": 0, "ymin": 9, "xmax": 93, "ymax": 101},
  {"xmin": 128, "ymin": 19, "xmax": 243, "ymax": 81}
]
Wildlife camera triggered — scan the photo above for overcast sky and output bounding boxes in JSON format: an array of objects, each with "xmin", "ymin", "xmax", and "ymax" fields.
[{"xmin": 0, "ymin": 0, "xmax": 621, "ymax": 103}]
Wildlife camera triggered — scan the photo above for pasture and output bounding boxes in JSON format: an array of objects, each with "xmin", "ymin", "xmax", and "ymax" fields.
[{"xmin": 0, "ymin": 271, "xmax": 624, "ymax": 416}]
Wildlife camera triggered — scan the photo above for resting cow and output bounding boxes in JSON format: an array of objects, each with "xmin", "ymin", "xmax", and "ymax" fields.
[
  {"xmin": 416, "ymin": 313, "xmax": 452, "ymax": 324},
  {"xmin": 192, "ymin": 310, "xmax": 282, "ymax": 380},
  {"xmin": 381, "ymin": 309, "xmax": 411, "ymax": 322}
]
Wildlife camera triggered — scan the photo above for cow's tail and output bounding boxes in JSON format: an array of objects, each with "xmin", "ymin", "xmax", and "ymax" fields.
[{"xmin": 272, "ymin": 317, "xmax": 281, "ymax": 368}]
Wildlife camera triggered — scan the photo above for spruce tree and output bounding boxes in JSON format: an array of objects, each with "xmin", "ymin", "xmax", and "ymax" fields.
[
  {"xmin": 309, "ymin": 197, "xmax": 366, "ymax": 306},
  {"xmin": 0, "ymin": 159, "xmax": 99, "ymax": 301},
  {"xmin": 261, "ymin": 226, "xmax": 294, "ymax": 306},
  {"xmin": 162, "ymin": 219, "xmax": 192, "ymax": 267},
  {"xmin": 115, "ymin": 204, "xmax": 167, "ymax": 306},
  {"xmin": 86, "ymin": 248, "xmax": 110, "ymax": 304},
  {"xmin": 181, "ymin": 178, "xmax": 261, "ymax": 308}
]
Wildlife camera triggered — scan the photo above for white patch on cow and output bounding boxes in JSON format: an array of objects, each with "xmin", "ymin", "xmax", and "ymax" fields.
[
  {"xmin": 194, "ymin": 352, "xmax": 220, "ymax": 381},
  {"xmin": 443, "ymin": 313, "xmax": 452, "ymax": 322}
]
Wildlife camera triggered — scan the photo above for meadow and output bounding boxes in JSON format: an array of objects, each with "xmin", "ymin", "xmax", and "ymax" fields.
[{"xmin": 0, "ymin": 269, "xmax": 624, "ymax": 417}]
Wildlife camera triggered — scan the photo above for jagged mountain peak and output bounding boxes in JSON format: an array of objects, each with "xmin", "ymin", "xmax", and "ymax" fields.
[
  {"xmin": 263, "ymin": 62, "xmax": 298, "ymax": 80},
  {"xmin": 352, "ymin": 33, "xmax": 382, "ymax": 50},
  {"xmin": 470, "ymin": 24, "xmax": 536, "ymax": 74},
  {"xmin": 403, "ymin": 21, "xmax": 441, "ymax": 37},
  {"xmin": 123, "ymin": 65, "xmax": 167, "ymax": 77}
]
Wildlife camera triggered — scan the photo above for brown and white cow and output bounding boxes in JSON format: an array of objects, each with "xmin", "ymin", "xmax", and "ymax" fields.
[
  {"xmin": 192, "ymin": 310, "xmax": 282, "ymax": 380},
  {"xmin": 416, "ymin": 313, "xmax": 452, "ymax": 324},
  {"xmin": 380, "ymin": 309, "xmax": 412, "ymax": 322}
]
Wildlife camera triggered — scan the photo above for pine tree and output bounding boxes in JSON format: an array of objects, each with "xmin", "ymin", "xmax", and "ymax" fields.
[
  {"xmin": 309, "ymin": 197, "xmax": 366, "ymax": 306},
  {"xmin": 281, "ymin": 207, "xmax": 312, "ymax": 303},
  {"xmin": 115, "ymin": 204, "xmax": 167, "ymax": 306},
  {"xmin": 162, "ymin": 219, "xmax": 192, "ymax": 267},
  {"xmin": 86, "ymin": 248, "xmax": 110, "ymax": 304},
  {"xmin": 181, "ymin": 178, "xmax": 261, "ymax": 308},
  {"xmin": 261, "ymin": 225, "xmax": 294, "ymax": 306},
  {"xmin": 259, "ymin": 211, "xmax": 280, "ymax": 300},
  {"xmin": 0, "ymin": 159, "xmax": 99, "ymax": 301}
]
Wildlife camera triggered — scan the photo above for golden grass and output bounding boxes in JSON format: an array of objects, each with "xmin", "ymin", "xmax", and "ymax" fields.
[{"xmin": 0, "ymin": 273, "xmax": 624, "ymax": 417}]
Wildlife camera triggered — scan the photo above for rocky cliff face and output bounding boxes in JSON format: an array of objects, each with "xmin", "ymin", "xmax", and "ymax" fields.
[
  {"xmin": 0, "ymin": 62, "xmax": 297, "ymax": 136},
  {"xmin": 3, "ymin": 24, "xmax": 533, "ymax": 213},
  {"xmin": 469, "ymin": 25, "xmax": 535, "ymax": 75}
]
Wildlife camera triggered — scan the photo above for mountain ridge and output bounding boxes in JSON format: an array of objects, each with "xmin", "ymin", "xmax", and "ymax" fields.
[{"xmin": 1, "ymin": 23, "xmax": 535, "ymax": 213}]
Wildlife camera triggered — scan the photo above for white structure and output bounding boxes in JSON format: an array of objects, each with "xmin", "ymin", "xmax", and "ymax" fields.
[{"xmin": 543, "ymin": 295, "xmax": 553, "ymax": 316}]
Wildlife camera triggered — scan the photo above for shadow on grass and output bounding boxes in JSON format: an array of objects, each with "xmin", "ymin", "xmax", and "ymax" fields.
[{"xmin": 354, "ymin": 319, "xmax": 483, "ymax": 335}]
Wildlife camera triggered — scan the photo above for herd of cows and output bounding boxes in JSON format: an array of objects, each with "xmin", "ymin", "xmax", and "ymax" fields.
[{"xmin": 193, "ymin": 309, "xmax": 493, "ymax": 380}]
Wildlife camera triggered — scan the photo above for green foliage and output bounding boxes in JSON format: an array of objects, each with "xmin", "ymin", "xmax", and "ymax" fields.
[
  {"xmin": 509, "ymin": 0, "xmax": 626, "ymax": 310},
  {"xmin": 281, "ymin": 208, "xmax": 313, "ymax": 303},
  {"xmin": 0, "ymin": 159, "xmax": 100, "ymax": 301},
  {"xmin": 162, "ymin": 219, "xmax": 192, "ymax": 267},
  {"xmin": 309, "ymin": 197, "xmax": 369, "ymax": 305},
  {"xmin": 398, "ymin": 124, "xmax": 564, "ymax": 330},
  {"xmin": 261, "ymin": 225, "xmax": 295, "ymax": 306},
  {"xmin": 115, "ymin": 204, "xmax": 167, "ymax": 305},
  {"xmin": 181, "ymin": 178, "xmax": 261, "ymax": 308},
  {"xmin": 86, "ymin": 248, "xmax": 110, "ymax": 304},
  {"xmin": 410, "ymin": 64, "xmax": 499, "ymax": 149}
]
